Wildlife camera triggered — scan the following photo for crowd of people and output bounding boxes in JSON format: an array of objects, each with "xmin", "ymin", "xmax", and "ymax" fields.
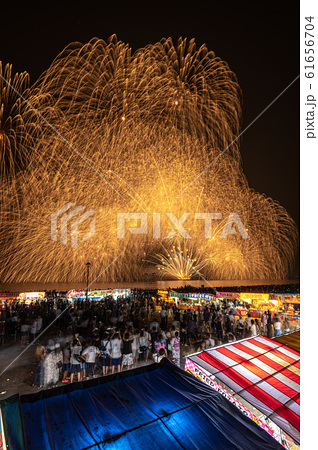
[{"xmin": 0, "ymin": 291, "xmax": 295, "ymax": 390}]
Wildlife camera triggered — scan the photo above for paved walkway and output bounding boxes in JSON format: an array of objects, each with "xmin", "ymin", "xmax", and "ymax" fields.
[{"xmin": 0, "ymin": 335, "xmax": 195, "ymax": 399}]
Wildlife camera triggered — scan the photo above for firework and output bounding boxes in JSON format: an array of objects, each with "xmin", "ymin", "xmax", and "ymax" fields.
[
  {"xmin": 154, "ymin": 240, "xmax": 209, "ymax": 280},
  {"xmin": 0, "ymin": 62, "xmax": 38, "ymax": 176},
  {"xmin": 0, "ymin": 35, "xmax": 298, "ymax": 283}
]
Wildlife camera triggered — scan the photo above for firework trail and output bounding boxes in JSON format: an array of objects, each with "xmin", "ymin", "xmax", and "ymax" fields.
[
  {"xmin": 154, "ymin": 239, "xmax": 209, "ymax": 280},
  {"xmin": 0, "ymin": 35, "xmax": 298, "ymax": 282}
]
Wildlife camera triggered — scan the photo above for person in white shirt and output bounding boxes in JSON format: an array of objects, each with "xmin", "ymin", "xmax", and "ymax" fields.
[
  {"xmin": 149, "ymin": 320, "xmax": 159, "ymax": 331},
  {"xmin": 21, "ymin": 322, "xmax": 30, "ymax": 346},
  {"xmin": 131, "ymin": 330, "xmax": 140, "ymax": 367},
  {"xmin": 82, "ymin": 341, "xmax": 100, "ymax": 378},
  {"xmin": 70, "ymin": 339, "xmax": 82, "ymax": 383},
  {"xmin": 143, "ymin": 326, "xmax": 151, "ymax": 345},
  {"xmin": 100, "ymin": 333, "xmax": 111, "ymax": 376},
  {"xmin": 236, "ymin": 316, "xmax": 244, "ymax": 338},
  {"xmin": 110, "ymin": 331, "xmax": 122, "ymax": 374},
  {"xmin": 161, "ymin": 330, "xmax": 168, "ymax": 341},
  {"xmin": 208, "ymin": 333, "xmax": 215, "ymax": 348},
  {"xmin": 274, "ymin": 318, "xmax": 282, "ymax": 336},
  {"xmin": 245, "ymin": 314, "xmax": 252, "ymax": 331},
  {"xmin": 160, "ymin": 309, "xmax": 167, "ymax": 321},
  {"xmin": 139, "ymin": 329, "xmax": 150, "ymax": 362}
]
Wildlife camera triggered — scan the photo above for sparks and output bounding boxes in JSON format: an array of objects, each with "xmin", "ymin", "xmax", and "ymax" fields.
[{"xmin": 0, "ymin": 35, "xmax": 298, "ymax": 282}]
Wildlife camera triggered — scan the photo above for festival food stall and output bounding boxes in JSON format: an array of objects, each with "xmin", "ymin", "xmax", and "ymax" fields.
[
  {"xmin": 66, "ymin": 289, "xmax": 131, "ymax": 301},
  {"xmin": 157, "ymin": 290, "xmax": 169, "ymax": 301},
  {"xmin": 169, "ymin": 291, "xmax": 190, "ymax": 309},
  {"xmin": 111, "ymin": 289, "xmax": 131, "ymax": 300},
  {"xmin": 0, "ymin": 292, "xmax": 20, "ymax": 309},
  {"xmin": 185, "ymin": 335, "xmax": 300, "ymax": 448},
  {"xmin": 269, "ymin": 294, "xmax": 300, "ymax": 330},
  {"xmin": 17, "ymin": 292, "xmax": 45, "ymax": 305},
  {"xmin": 168, "ymin": 291, "xmax": 216, "ymax": 310},
  {"xmin": 215, "ymin": 291, "xmax": 239, "ymax": 311},
  {"xmin": 237, "ymin": 293, "xmax": 273, "ymax": 317},
  {"xmin": 268, "ymin": 294, "xmax": 299, "ymax": 313},
  {"xmin": 66, "ymin": 289, "xmax": 87, "ymax": 301},
  {"xmin": 156, "ymin": 290, "xmax": 170, "ymax": 310},
  {"xmin": 187, "ymin": 293, "xmax": 216, "ymax": 309},
  {"xmin": 89, "ymin": 289, "xmax": 112, "ymax": 300}
]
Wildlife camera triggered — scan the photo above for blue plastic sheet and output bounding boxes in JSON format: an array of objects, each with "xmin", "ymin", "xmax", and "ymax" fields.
[
  {"xmin": 4, "ymin": 359, "xmax": 284, "ymax": 449},
  {"xmin": 0, "ymin": 394, "xmax": 25, "ymax": 450}
]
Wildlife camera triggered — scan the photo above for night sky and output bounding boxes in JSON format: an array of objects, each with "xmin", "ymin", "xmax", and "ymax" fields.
[{"xmin": 1, "ymin": 3, "xmax": 299, "ymax": 227}]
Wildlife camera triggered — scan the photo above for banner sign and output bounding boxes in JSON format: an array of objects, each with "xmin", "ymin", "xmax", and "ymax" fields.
[
  {"xmin": 0, "ymin": 292, "xmax": 20, "ymax": 298},
  {"xmin": 170, "ymin": 292, "xmax": 216, "ymax": 301},
  {"xmin": 90, "ymin": 290, "xmax": 112, "ymax": 296},
  {"xmin": 188, "ymin": 293, "xmax": 216, "ymax": 301},
  {"xmin": 185, "ymin": 358, "xmax": 274, "ymax": 438},
  {"xmin": 240, "ymin": 293, "xmax": 269, "ymax": 301},
  {"xmin": 67, "ymin": 289, "xmax": 130, "ymax": 299},
  {"xmin": 112, "ymin": 289, "xmax": 131, "ymax": 295},
  {"xmin": 269, "ymin": 294, "xmax": 300, "ymax": 303},
  {"xmin": 281, "ymin": 313, "xmax": 300, "ymax": 319},
  {"xmin": 170, "ymin": 292, "xmax": 188, "ymax": 299},
  {"xmin": 284, "ymin": 294, "xmax": 300, "ymax": 303},
  {"xmin": 216, "ymin": 291, "xmax": 238, "ymax": 299},
  {"xmin": 67, "ymin": 289, "xmax": 87, "ymax": 298},
  {"xmin": 269, "ymin": 294, "xmax": 283, "ymax": 301},
  {"xmin": 18, "ymin": 292, "xmax": 45, "ymax": 301}
]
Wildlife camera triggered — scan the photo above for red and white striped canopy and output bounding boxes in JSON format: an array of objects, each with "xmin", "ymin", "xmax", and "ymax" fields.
[{"xmin": 188, "ymin": 335, "xmax": 300, "ymax": 444}]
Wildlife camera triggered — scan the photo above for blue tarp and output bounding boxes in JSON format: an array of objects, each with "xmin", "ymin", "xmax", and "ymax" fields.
[{"xmin": 1, "ymin": 359, "xmax": 283, "ymax": 449}]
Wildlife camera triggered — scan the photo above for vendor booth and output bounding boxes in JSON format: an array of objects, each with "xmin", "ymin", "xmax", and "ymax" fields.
[
  {"xmin": 269, "ymin": 295, "xmax": 300, "ymax": 331},
  {"xmin": 111, "ymin": 288, "xmax": 131, "ymax": 300},
  {"xmin": 66, "ymin": 289, "xmax": 131, "ymax": 301},
  {"xmin": 169, "ymin": 291, "xmax": 216, "ymax": 310},
  {"xmin": 238, "ymin": 293, "xmax": 274, "ymax": 317},
  {"xmin": 157, "ymin": 289, "xmax": 169, "ymax": 300},
  {"xmin": 0, "ymin": 292, "xmax": 20, "ymax": 310},
  {"xmin": 89, "ymin": 289, "xmax": 112, "ymax": 300},
  {"xmin": 0, "ymin": 359, "xmax": 284, "ymax": 449},
  {"xmin": 17, "ymin": 292, "xmax": 45, "ymax": 305},
  {"xmin": 185, "ymin": 335, "xmax": 300, "ymax": 448},
  {"xmin": 66, "ymin": 289, "xmax": 87, "ymax": 300}
]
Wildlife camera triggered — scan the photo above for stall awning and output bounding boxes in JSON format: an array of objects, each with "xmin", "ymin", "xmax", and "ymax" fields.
[
  {"xmin": 187, "ymin": 335, "xmax": 300, "ymax": 444},
  {"xmin": 273, "ymin": 331, "xmax": 300, "ymax": 353}
]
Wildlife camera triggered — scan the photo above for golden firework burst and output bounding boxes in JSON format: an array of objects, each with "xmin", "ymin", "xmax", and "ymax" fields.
[{"xmin": 0, "ymin": 35, "xmax": 298, "ymax": 283}]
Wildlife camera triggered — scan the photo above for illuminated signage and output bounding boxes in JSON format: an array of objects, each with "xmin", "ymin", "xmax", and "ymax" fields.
[
  {"xmin": 216, "ymin": 292, "xmax": 238, "ymax": 299},
  {"xmin": 18, "ymin": 292, "xmax": 45, "ymax": 300},
  {"xmin": 240, "ymin": 293, "xmax": 269, "ymax": 301},
  {"xmin": 269, "ymin": 293, "xmax": 300, "ymax": 303}
]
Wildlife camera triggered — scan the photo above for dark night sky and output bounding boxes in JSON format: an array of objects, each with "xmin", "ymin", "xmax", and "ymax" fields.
[{"xmin": 1, "ymin": 2, "xmax": 299, "ymax": 228}]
